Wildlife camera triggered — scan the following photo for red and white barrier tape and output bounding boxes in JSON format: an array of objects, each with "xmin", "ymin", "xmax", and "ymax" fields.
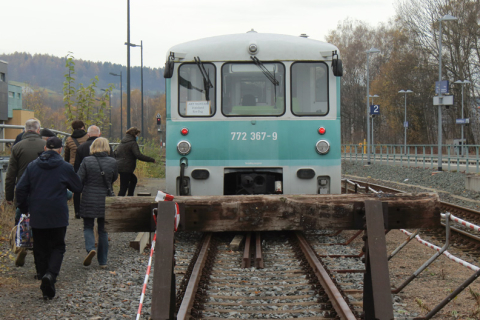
[
  {"xmin": 136, "ymin": 191, "xmax": 175, "ymax": 320},
  {"xmin": 441, "ymin": 213, "xmax": 480, "ymax": 232},
  {"xmin": 400, "ymin": 229, "xmax": 479, "ymax": 272},
  {"xmin": 136, "ymin": 229, "xmax": 157, "ymax": 320}
]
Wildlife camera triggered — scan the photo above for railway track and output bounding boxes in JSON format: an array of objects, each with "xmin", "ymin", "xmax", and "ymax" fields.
[
  {"xmin": 175, "ymin": 231, "xmax": 362, "ymax": 319},
  {"xmin": 344, "ymin": 178, "xmax": 480, "ymax": 258}
]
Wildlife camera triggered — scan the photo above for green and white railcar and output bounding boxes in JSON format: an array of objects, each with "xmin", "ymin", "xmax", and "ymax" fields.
[{"xmin": 163, "ymin": 31, "xmax": 343, "ymax": 196}]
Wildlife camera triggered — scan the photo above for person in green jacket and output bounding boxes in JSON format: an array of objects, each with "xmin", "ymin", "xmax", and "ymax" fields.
[{"xmin": 5, "ymin": 118, "xmax": 46, "ymax": 267}]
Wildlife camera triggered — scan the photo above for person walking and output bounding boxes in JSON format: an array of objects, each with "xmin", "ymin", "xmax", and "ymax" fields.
[
  {"xmin": 116, "ymin": 127, "xmax": 155, "ymax": 196},
  {"xmin": 77, "ymin": 137, "xmax": 118, "ymax": 268},
  {"xmin": 15, "ymin": 137, "xmax": 83, "ymax": 300},
  {"xmin": 64, "ymin": 120, "xmax": 89, "ymax": 219},
  {"xmin": 5, "ymin": 118, "xmax": 46, "ymax": 267},
  {"xmin": 74, "ymin": 125, "xmax": 113, "ymax": 173},
  {"xmin": 64, "ymin": 120, "xmax": 88, "ymax": 166}
]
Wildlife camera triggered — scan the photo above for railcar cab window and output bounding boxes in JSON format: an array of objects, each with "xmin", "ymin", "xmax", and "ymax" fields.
[
  {"xmin": 178, "ymin": 63, "xmax": 216, "ymax": 117},
  {"xmin": 222, "ymin": 62, "xmax": 285, "ymax": 116},
  {"xmin": 291, "ymin": 62, "xmax": 329, "ymax": 116}
]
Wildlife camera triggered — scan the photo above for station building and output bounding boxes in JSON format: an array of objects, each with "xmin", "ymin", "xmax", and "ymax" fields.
[{"xmin": 0, "ymin": 60, "xmax": 34, "ymax": 143}]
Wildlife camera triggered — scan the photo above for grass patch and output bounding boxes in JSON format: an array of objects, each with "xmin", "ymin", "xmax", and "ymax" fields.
[
  {"xmin": 134, "ymin": 139, "xmax": 165, "ymax": 180},
  {"xmin": 0, "ymin": 201, "xmax": 15, "ymax": 238}
]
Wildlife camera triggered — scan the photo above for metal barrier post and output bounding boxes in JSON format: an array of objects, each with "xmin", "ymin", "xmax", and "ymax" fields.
[
  {"xmin": 151, "ymin": 201, "xmax": 176, "ymax": 320},
  {"xmin": 391, "ymin": 213, "xmax": 451, "ymax": 294},
  {"xmin": 388, "ymin": 230, "xmax": 419, "ymax": 261},
  {"xmin": 363, "ymin": 200, "xmax": 394, "ymax": 319}
]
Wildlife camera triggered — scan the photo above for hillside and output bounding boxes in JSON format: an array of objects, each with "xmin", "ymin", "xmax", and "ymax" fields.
[{"xmin": 0, "ymin": 52, "xmax": 165, "ymax": 95}]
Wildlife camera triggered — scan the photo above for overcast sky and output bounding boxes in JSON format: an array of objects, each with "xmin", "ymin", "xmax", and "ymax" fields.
[{"xmin": 2, "ymin": 0, "xmax": 396, "ymax": 69}]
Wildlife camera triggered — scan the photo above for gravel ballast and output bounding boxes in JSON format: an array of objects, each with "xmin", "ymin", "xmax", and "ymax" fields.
[{"xmin": 343, "ymin": 160, "xmax": 480, "ymax": 209}]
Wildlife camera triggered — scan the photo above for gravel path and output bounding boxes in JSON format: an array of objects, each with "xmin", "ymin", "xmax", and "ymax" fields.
[{"xmin": 0, "ymin": 207, "xmax": 202, "ymax": 319}]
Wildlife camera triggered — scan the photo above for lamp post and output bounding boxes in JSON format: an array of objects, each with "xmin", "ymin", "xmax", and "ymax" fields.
[
  {"xmin": 398, "ymin": 90, "xmax": 413, "ymax": 154},
  {"xmin": 366, "ymin": 47, "xmax": 380, "ymax": 165},
  {"xmin": 101, "ymin": 89, "xmax": 112, "ymax": 138},
  {"xmin": 126, "ymin": 0, "xmax": 131, "ymax": 130},
  {"xmin": 454, "ymin": 80, "xmax": 470, "ymax": 156},
  {"xmin": 437, "ymin": 14, "xmax": 458, "ymax": 171},
  {"xmin": 369, "ymin": 94, "xmax": 379, "ymax": 152},
  {"xmin": 129, "ymin": 41, "xmax": 144, "ymax": 138},
  {"xmin": 109, "ymin": 72, "xmax": 123, "ymax": 138}
]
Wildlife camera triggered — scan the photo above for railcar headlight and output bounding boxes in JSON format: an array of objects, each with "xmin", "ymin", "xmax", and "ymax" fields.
[
  {"xmin": 315, "ymin": 140, "xmax": 330, "ymax": 155},
  {"xmin": 177, "ymin": 140, "xmax": 191, "ymax": 155}
]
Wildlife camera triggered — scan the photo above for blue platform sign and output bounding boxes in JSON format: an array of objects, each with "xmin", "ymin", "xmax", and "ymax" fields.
[
  {"xmin": 456, "ymin": 118, "xmax": 470, "ymax": 124},
  {"xmin": 370, "ymin": 104, "xmax": 380, "ymax": 115},
  {"xmin": 404, "ymin": 121, "xmax": 409, "ymax": 128},
  {"xmin": 435, "ymin": 80, "xmax": 449, "ymax": 94}
]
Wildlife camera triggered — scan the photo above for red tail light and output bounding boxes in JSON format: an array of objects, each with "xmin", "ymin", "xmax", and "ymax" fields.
[
  {"xmin": 181, "ymin": 128, "xmax": 189, "ymax": 135},
  {"xmin": 318, "ymin": 127, "xmax": 326, "ymax": 135}
]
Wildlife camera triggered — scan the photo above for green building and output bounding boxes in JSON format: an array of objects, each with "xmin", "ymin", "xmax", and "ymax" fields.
[{"xmin": 8, "ymin": 84, "xmax": 22, "ymax": 118}]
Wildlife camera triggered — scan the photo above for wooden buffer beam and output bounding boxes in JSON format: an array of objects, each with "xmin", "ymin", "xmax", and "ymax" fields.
[{"xmin": 105, "ymin": 192, "xmax": 441, "ymax": 233}]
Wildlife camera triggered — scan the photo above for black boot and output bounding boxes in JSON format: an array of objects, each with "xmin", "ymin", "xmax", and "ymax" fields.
[{"xmin": 41, "ymin": 273, "xmax": 56, "ymax": 299}]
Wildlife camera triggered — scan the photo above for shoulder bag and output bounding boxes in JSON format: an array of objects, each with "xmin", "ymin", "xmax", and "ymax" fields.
[{"xmin": 94, "ymin": 157, "xmax": 116, "ymax": 197}]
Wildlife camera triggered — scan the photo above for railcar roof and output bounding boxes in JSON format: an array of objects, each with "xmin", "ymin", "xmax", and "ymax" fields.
[{"xmin": 166, "ymin": 32, "xmax": 339, "ymax": 62}]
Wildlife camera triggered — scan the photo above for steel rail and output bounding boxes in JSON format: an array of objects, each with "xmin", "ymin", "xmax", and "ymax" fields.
[
  {"xmin": 177, "ymin": 233, "xmax": 212, "ymax": 320},
  {"xmin": 242, "ymin": 232, "xmax": 252, "ymax": 268},
  {"xmin": 441, "ymin": 223, "xmax": 480, "ymax": 242},
  {"xmin": 294, "ymin": 231, "xmax": 356, "ymax": 320},
  {"xmin": 345, "ymin": 178, "xmax": 480, "ymax": 222},
  {"xmin": 255, "ymin": 232, "xmax": 264, "ymax": 269}
]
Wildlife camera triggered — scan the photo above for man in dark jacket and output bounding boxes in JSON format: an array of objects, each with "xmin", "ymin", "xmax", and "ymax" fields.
[
  {"xmin": 74, "ymin": 125, "xmax": 113, "ymax": 173},
  {"xmin": 64, "ymin": 120, "xmax": 89, "ymax": 219},
  {"xmin": 16, "ymin": 137, "xmax": 83, "ymax": 300},
  {"xmin": 116, "ymin": 127, "xmax": 155, "ymax": 196}
]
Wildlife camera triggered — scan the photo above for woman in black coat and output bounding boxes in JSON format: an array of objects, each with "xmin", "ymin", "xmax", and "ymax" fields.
[
  {"xmin": 115, "ymin": 127, "xmax": 155, "ymax": 196},
  {"xmin": 77, "ymin": 137, "xmax": 118, "ymax": 268}
]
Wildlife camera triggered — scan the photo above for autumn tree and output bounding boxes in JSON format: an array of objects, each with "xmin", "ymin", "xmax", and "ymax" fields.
[{"xmin": 63, "ymin": 53, "xmax": 114, "ymax": 136}]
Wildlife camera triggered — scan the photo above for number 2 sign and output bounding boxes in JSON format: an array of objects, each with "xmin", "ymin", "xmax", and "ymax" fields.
[{"xmin": 370, "ymin": 104, "xmax": 380, "ymax": 115}]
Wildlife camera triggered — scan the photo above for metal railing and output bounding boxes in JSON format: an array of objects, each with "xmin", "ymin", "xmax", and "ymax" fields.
[
  {"xmin": 0, "ymin": 124, "xmax": 71, "ymax": 144},
  {"xmin": 342, "ymin": 143, "xmax": 480, "ymax": 173}
]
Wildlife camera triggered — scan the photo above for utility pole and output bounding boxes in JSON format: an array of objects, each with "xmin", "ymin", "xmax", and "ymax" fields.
[{"xmin": 126, "ymin": 0, "xmax": 131, "ymax": 130}]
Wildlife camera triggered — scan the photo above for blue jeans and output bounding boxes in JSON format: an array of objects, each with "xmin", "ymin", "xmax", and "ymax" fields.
[{"xmin": 83, "ymin": 217, "xmax": 108, "ymax": 265}]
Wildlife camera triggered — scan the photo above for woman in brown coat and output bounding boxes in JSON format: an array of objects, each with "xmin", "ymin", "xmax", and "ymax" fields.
[
  {"xmin": 64, "ymin": 120, "xmax": 89, "ymax": 166},
  {"xmin": 115, "ymin": 127, "xmax": 155, "ymax": 196}
]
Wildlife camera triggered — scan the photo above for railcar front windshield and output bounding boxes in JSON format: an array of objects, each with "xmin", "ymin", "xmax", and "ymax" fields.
[
  {"xmin": 291, "ymin": 62, "xmax": 329, "ymax": 116},
  {"xmin": 178, "ymin": 63, "xmax": 216, "ymax": 117},
  {"xmin": 222, "ymin": 62, "xmax": 285, "ymax": 116}
]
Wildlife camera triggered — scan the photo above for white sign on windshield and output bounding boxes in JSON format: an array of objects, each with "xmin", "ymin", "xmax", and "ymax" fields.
[{"xmin": 186, "ymin": 101, "xmax": 210, "ymax": 116}]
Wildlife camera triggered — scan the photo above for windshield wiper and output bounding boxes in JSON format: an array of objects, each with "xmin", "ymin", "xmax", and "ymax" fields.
[
  {"xmin": 194, "ymin": 57, "xmax": 213, "ymax": 100},
  {"xmin": 179, "ymin": 76, "xmax": 203, "ymax": 93},
  {"xmin": 250, "ymin": 56, "xmax": 279, "ymax": 86}
]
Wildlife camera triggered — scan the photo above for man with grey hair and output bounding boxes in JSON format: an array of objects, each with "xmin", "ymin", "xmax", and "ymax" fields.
[
  {"xmin": 6, "ymin": 118, "xmax": 46, "ymax": 267},
  {"xmin": 74, "ymin": 125, "xmax": 113, "ymax": 172}
]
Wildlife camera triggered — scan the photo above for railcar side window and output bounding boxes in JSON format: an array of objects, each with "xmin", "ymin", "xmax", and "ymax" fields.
[
  {"xmin": 291, "ymin": 62, "xmax": 329, "ymax": 116},
  {"xmin": 222, "ymin": 62, "xmax": 285, "ymax": 116},
  {"xmin": 178, "ymin": 63, "xmax": 216, "ymax": 117}
]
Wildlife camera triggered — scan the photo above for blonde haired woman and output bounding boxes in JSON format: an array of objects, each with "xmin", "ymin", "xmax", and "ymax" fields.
[{"xmin": 77, "ymin": 137, "xmax": 118, "ymax": 268}]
